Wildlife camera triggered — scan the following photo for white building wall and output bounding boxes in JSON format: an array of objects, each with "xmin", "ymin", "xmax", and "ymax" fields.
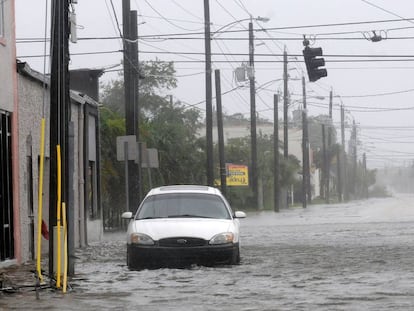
[
  {"xmin": 16, "ymin": 66, "xmax": 101, "ymax": 263},
  {"xmin": 17, "ymin": 73, "xmax": 51, "ymax": 262},
  {"xmin": 210, "ymin": 124, "xmax": 320, "ymax": 199},
  {"xmin": 212, "ymin": 124, "xmax": 304, "ymax": 164},
  {"xmin": 0, "ymin": 0, "xmax": 14, "ymax": 112}
]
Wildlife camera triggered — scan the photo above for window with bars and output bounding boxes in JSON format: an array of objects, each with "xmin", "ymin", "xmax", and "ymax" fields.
[{"xmin": 0, "ymin": 111, "xmax": 14, "ymax": 261}]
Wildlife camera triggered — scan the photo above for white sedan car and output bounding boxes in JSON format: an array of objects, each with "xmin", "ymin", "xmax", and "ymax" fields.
[{"xmin": 122, "ymin": 185, "xmax": 246, "ymax": 269}]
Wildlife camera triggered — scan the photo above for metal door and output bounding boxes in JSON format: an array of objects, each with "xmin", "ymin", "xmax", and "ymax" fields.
[{"xmin": 0, "ymin": 111, "xmax": 14, "ymax": 261}]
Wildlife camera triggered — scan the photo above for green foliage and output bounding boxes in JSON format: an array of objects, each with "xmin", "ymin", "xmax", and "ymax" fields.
[
  {"xmin": 100, "ymin": 60, "xmax": 177, "ymax": 115},
  {"xmin": 222, "ymin": 133, "xmax": 300, "ymax": 209},
  {"xmin": 99, "ymin": 107, "xmax": 126, "ymax": 229},
  {"xmin": 143, "ymin": 101, "xmax": 205, "ymax": 188},
  {"xmin": 99, "ymin": 60, "xmax": 203, "ymax": 228}
]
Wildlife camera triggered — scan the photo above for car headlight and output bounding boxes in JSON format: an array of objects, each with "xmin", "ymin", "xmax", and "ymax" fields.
[
  {"xmin": 209, "ymin": 232, "xmax": 234, "ymax": 245},
  {"xmin": 130, "ymin": 233, "xmax": 155, "ymax": 245}
]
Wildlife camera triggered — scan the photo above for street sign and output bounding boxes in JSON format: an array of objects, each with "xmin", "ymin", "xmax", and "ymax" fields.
[
  {"xmin": 141, "ymin": 148, "xmax": 159, "ymax": 168},
  {"xmin": 116, "ymin": 135, "xmax": 137, "ymax": 161}
]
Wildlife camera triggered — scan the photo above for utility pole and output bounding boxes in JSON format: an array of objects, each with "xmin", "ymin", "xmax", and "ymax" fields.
[
  {"xmin": 301, "ymin": 76, "xmax": 309, "ymax": 208},
  {"xmin": 49, "ymin": 0, "xmax": 70, "ymax": 278},
  {"xmin": 363, "ymin": 153, "xmax": 368, "ymax": 198},
  {"xmin": 204, "ymin": 0, "xmax": 214, "ymax": 186},
  {"xmin": 283, "ymin": 49, "xmax": 288, "ymax": 159},
  {"xmin": 130, "ymin": 10, "xmax": 141, "ymax": 202},
  {"xmin": 303, "ymin": 78, "xmax": 311, "ymax": 203},
  {"xmin": 273, "ymin": 94, "xmax": 280, "ymax": 212},
  {"xmin": 337, "ymin": 147, "xmax": 342, "ymax": 201},
  {"xmin": 341, "ymin": 104, "xmax": 348, "ymax": 201},
  {"xmin": 281, "ymin": 48, "xmax": 289, "ymax": 208},
  {"xmin": 215, "ymin": 70, "xmax": 227, "ymax": 196},
  {"xmin": 322, "ymin": 124, "xmax": 327, "ymax": 201},
  {"xmin": 249, "ymin": 21, "xmax": 258, "ymax": 209},
  {"xmin": 122, "ymin": 0, "xmax": 140, "ymax": 210},
  {"xmin": 352, "ymin": 121, "xmax": 357, "ymax": 196},
  {"xmin": 326, "ymin": 89, "xmax": 333, "ymax": 203}
]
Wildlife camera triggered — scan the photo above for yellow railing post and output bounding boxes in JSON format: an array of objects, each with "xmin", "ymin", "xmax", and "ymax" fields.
[
  {"xmin": 56, "ymin": 145, "xmax": 62, "ymax": 288},
  {"xmin": 36, "ymin": 119, "xmax": 46, "ymax": 283},
  {"xmin": 62, "ymin": 202, "xmax": 68, "ymax": 293}
]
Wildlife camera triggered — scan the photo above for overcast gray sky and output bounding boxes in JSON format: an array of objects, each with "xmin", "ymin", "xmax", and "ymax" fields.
[{"xmin": 15, "ymin": 0, "xmax": 414, "ymax": 169}]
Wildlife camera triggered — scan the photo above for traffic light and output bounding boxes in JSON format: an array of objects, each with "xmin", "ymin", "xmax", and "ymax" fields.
[{"xmin": 303, "ymin": 46, "xmax": 328, "ymax": 82}]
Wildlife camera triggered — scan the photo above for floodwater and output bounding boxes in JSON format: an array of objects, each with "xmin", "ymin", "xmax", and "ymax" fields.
[{"xmin": 1, "ymin": 194, "xmax": 414, "ymax": 310}]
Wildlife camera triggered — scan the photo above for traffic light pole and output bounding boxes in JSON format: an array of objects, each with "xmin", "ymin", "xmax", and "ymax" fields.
[{"xmin": 302, "ymin": 76, "xmax": 310, "ymax": 207}]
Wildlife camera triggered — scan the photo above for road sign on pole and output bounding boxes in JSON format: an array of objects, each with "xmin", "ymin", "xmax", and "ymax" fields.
[
  {"xmin": 140, "ymin": 148, "xmax": 159, "ymax": 168},
  {"xmin": 116, "ymin": 135, "xmax": 137, "ymax": 161}
]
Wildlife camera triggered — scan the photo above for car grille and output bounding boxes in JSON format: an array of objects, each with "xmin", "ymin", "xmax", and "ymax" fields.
[{"xmin": 159, "ymin": 237, "xmax": 207, "ymax": 247}]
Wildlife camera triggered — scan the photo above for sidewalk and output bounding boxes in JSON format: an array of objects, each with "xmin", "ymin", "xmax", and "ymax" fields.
[{"xmin": 0, "ymin": 261, "xmax": 42, "ymax": 294}]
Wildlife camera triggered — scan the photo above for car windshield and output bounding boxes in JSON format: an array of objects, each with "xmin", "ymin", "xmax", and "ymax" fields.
[{"xmin": 137, "ymin": 193, "xmax": 231, "ymax": 220}]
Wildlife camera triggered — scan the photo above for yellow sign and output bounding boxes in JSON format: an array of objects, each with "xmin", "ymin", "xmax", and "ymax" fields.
[{"xmin": 226, "ymin": 164, "xmax": 249, "ymax": 186}]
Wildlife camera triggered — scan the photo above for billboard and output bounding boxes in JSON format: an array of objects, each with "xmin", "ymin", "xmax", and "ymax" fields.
[{"xmin": 226, "ymin": 163, "xmax": 249, "ymax": 186}]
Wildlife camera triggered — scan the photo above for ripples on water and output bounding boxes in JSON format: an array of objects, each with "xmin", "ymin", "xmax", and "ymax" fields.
[{"xmin": 1, "ymin": 197, "xmax": 414, "ymax": 310}]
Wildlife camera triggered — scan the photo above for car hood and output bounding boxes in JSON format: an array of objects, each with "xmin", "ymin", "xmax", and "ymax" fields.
[{"xmin": 131, "ymin": 218, "xmax": 235, "ymax": 241}]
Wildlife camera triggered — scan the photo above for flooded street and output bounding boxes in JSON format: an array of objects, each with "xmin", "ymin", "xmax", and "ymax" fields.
[{"xmin": 2, "ymin": 195, "xmax": 414, "ymax": 310}]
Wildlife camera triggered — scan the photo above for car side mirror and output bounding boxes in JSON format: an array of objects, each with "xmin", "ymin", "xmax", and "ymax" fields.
[
  {"xmin": 121, "ymin": 211, "xmax": 133, "ymax": 219},
  {"xmin": 234, "ymin": 211, "xmax": 246, "ymax": 218}
]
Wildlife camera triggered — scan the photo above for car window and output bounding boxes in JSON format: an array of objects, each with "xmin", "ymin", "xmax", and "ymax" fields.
[{"xmin": 137, "ymin": 193, "xmax": 231, "ymax": 220}]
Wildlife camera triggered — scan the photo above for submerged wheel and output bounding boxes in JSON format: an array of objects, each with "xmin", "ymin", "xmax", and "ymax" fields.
[{"xmin": 231, "ymin": 247, "xmax": 240, "ymax": 265}]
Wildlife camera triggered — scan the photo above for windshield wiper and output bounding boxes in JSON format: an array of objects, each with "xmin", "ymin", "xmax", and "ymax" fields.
[
  {"xmin": 167, "ymin": 214, "xmax": 214, "ymax": 219},
  {"xmin": 138, "ymin": 216, "xmax": 164, "ymax": 220}
]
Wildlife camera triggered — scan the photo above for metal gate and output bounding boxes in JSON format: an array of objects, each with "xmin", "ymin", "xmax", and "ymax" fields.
[{"xmin": 0, "ymin": 110, "xmax": 14, "ymax": 261}]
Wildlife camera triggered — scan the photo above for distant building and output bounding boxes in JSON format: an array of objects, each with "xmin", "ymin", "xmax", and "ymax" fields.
[{"xmin": 204, "ymin": 117, "xmax": 321, "ymax": 199}]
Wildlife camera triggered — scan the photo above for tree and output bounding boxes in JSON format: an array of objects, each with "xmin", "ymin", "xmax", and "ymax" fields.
[
  {"xmin": 100, "ymin": 59, "xmax": 177, "ymax": 116},
  {"xmin": 143, "ymin": 101, "xmax": 205, "ymax": 188},
  {"xmin": 99, "ymin": 60, "xmax": 203, "ymax": 229},
  {"xmin": 223, "ymin": 133, "xmax": 300, "ymax": 209}
]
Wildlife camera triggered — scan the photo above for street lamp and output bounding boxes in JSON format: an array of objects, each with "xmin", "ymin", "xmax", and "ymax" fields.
[
  {"xmin": 246, "ymin": 17, "xmax": 270, "ymax": 209},
  {"xmin": 211, "ymin": 16, "xmax": 269, "ymax": 209},
  {"xmin": 212, "ymin": 16, "xmax": 269, "ymax": 36}
]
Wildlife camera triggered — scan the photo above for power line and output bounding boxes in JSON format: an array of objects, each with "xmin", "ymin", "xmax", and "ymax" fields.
[
  {"xmin": 308, "ymin": 102, "xmax": 414, "ymax": 113},
  {"xmin": 16, "ymin": 34, "xmax": 414, "ymax": 43},
  {"xmin": 136, "ymin": 17, "xmax": 414, "ymax": 38},
  {"xmin": 134, "ymin": 50, "xmax": 414, "ymax": 58},
  {"xmin": 337, "ymin": 88, "xmax": 414, "ymax": 98},
  {"xmin": 143, "ymin": 0, "xmax": 203, "ymax": 32},
  {"xmin": 138, "ymin": 13, "xmax": 203, "ymax": 25},
  {"xmin": 18, "ymin": 50, "xmax": 414, "ymax": 64},
  {"xmin": 360, "ymin": 0, "xmax": 414, "ymax": 25}
]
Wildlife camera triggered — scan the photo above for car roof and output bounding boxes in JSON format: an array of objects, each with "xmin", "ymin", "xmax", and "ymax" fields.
[{"xmin": 147, "ymin": 185, "xmax": 223, "ymax": 196}]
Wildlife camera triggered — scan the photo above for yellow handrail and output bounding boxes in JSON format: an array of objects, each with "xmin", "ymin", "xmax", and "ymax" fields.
[
  {"xmin": 56, "ymin": 145, "xmax": 62, "ymax": 288},
  {"xmin": 62, "ymin": 202, "xmax": 68, "ymax": 293},
  {"xmin": 36, "ymin": 118, "xmax": 46, "ymax": 282}
]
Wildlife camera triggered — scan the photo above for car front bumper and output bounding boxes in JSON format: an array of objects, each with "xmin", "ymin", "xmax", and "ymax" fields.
[{"xmin": 127, "ymin": 243, "xmax": 239, "ymax": 269}]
